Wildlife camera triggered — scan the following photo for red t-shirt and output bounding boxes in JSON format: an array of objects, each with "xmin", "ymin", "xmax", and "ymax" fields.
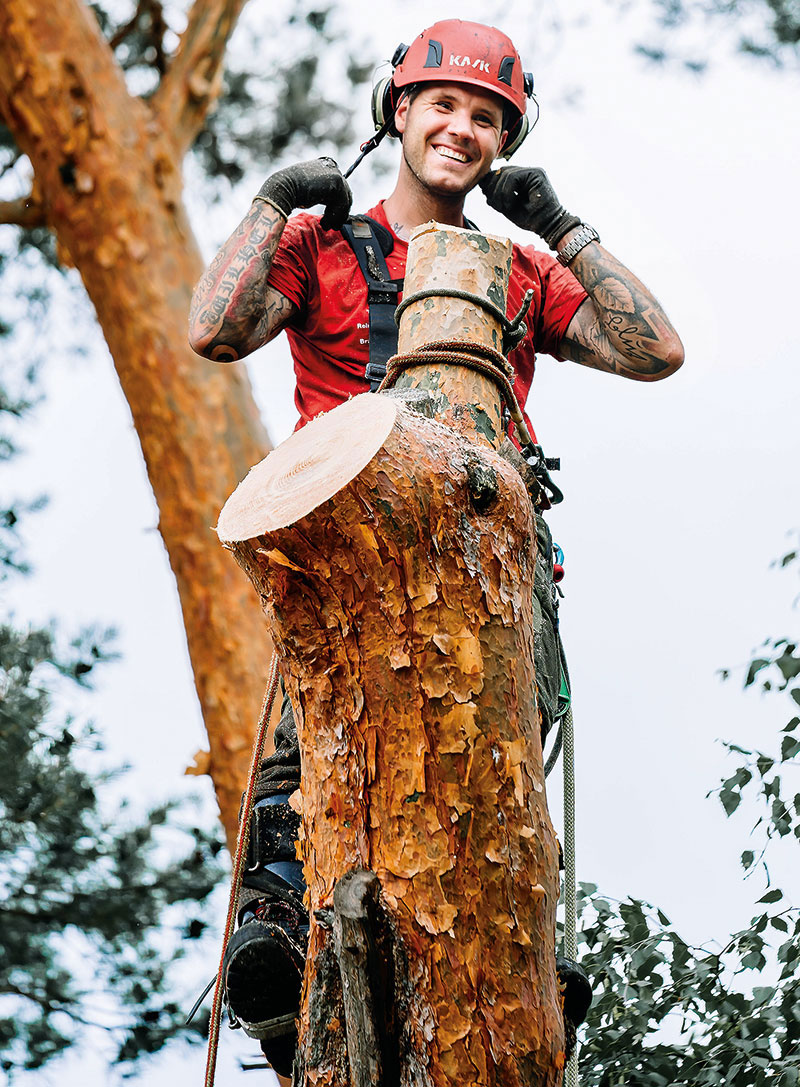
[{"xmin": 267, "ymin": 202, "xmax": 587, "ymax": 431}]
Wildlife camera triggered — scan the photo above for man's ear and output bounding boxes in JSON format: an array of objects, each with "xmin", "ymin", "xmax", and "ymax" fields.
[
  {"xmin": 494, "ymin": 129, "xmax": 509, "ymax": 161},
  {"xmin": 394, "ymin": 96, "xmax": 410, "ymax": 137}
]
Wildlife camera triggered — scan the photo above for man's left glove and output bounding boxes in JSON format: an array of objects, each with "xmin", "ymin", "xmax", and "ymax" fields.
[
  {"xmin": 254, "ymin": 157, "xmax": 352, "ymax": 231},
  {"xmin": 480, "ymin": 167, "xmax": 582, "ymax": 249}
]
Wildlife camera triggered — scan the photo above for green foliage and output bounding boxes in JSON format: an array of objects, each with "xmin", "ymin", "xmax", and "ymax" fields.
[
  {"xmin": 633, "ymin": 0, "xmax": 800, "ymax": 71},
  {"xmin": 191, "ymin": 5, "xmax": 373, "ymax": 196},
  {"xmin": 0, "ymin": 1, "xmax": 371, "ymax": 207},
  {"xmin": 0, "ymin": 361, "xmax": 44, "ymax": 581},
  {"xmin": 571, "ymin": 547, "xmax": 800, "ymax": 1084},
  {"xmin": 0, "ymin": 372, "xmax": 227, "ymax": 1075}
]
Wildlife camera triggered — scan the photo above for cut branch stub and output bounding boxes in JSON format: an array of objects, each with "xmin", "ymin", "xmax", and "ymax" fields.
[
  {"xmin": 393, "ymin": 221, "xmax": 513, "ymax": 450},
  {"xmin": 332, "ymin": 869, "xmax": 385, "ymax": 1087},
  {"xmin": 218, "ymin": 393, "xmax": 566, "ymax": 1085}
]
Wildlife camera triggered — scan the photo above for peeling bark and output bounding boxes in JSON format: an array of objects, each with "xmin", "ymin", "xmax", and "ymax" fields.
[
  {"xmin": 0, "ymin": 0, "xmax": 271, "ymax": 846},
  {"xmin": 219, "ymin": 392, "xmax": 566, "ymax": 1084}
]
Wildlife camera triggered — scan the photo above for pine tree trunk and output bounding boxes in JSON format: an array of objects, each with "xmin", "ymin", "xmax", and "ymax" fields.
[
  {"xmin": 0, "ymin": 0, "xmax": 271, "ymax": 846},
  {"xmin": 218, "ymin": 226, "xmax": 566, "ymax": 1084}
]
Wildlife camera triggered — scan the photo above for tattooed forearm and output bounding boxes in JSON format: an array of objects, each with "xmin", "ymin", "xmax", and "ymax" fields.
[
  {"xmin": 559, "ymin": 238, "xmax": 684, "ymax": 381},
  {"xmin": 188, "ymin": 201, "xmax": 295, "ymax": 361}
]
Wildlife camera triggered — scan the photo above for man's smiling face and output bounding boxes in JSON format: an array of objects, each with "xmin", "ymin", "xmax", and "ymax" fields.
[{"xmin": 394, "ymin": 82, "xmax": 507, "ymax": 199}]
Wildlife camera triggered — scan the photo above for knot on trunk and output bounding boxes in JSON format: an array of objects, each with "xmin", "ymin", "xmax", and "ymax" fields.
[{"xmin": 464, "ymin": 450, "xmax": 499, "ymax": 513}]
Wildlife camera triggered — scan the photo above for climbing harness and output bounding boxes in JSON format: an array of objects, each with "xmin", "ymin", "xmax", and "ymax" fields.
[
  {"xmin": 340, "ymin": 214, "xmax": 479, "ymax": 391},
  {"xmin": 203, "ymin": 654, "xmax": 281, "ymax": 1087},
  {"xmin": 341, "ymin": 216, "xmax": 403, "ymax": 391}
]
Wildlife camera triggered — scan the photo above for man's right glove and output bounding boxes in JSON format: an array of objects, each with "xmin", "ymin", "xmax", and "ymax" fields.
[
  {"xmin": 480, "ymin": 166, "xmax": 582, "ymax": 249},
  {"xmin": 254, "ymin": 157, "xmax": 352, "ymax": 231}
]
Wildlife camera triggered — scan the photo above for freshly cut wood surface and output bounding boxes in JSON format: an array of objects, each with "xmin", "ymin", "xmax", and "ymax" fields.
[{"xmin": 217, "ymin": 394, "xmax": 398, "ymax": 539}]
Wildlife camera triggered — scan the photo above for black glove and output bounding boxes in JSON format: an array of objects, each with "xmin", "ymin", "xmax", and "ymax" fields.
[
  {"xmin": 255, "ymin": 157, "xmax": 352, "ymax": 231},
  {"xmin": 480, "ymin": 167, "xmax": 582, "ymax": 249}
]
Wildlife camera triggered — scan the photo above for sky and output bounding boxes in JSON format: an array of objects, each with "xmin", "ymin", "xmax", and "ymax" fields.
[{"xmin": 3, "ymin": 0, "xmax": 799, "ymax": 1083}]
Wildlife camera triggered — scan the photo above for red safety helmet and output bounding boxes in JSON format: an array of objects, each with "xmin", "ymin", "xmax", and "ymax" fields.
[{"xmin": 371, "ymin": 20, "xmax": 537, "ymax": 159}]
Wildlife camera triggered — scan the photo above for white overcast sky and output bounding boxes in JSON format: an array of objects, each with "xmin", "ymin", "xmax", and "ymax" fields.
[{"xmin": 4, "ymin": 0, "xmax": 799, "ymax": 1083}]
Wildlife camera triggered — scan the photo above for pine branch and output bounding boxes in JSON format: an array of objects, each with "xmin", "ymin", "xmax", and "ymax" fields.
[
  {"xmin": 1, "ymin": 982, "xmax": 119, "ymax": 1030},
  {"xmin": 150, "ymin": 0, "xmax": 248, "ymax": 154},
  {"xmin": 0, "ymin": 194, "xmax": 46, "ymax": 227}
]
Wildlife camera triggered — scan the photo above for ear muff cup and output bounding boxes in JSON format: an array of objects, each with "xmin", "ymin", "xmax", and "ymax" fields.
[
  {"xmin": 500, "ymin": 113, "xmax": 529, "ymax": 160},
  {"xmin": 499, "ymin": 94, "xmax": 539, "ymax": 159},
  {"xmin": 371, "ymin": 75, "xmax": 398, "ymax": 134}
]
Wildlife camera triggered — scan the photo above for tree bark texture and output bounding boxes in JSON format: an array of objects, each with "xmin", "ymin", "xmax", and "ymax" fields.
[
  {"xmin": 0, "ymin": 0, "xmax": 271, "ymax": 846},
  {"xmin": 218, "ymin": 393, "xmax": 566, "ymax": 1085},
  {"xmin": 394, "ymin": 223, "xmax": 513, "ymax": 450}
]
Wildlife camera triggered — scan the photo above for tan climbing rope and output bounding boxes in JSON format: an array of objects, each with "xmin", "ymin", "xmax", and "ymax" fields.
[
  {"xmin": 378, "ymin": 338, "xmax": 538, "ymax": 450},
  {"xmin": 563, "ymin": 704, "xmax": 579, "ymax": 1087}
]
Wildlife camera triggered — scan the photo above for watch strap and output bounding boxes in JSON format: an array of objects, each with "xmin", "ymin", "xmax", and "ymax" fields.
[{"xmin": 557, "ymin": 224, "xmax": 600, "ymax": 266}]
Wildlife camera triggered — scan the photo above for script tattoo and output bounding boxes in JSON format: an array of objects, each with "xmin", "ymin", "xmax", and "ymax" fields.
[
  {"xmin": 189, "ymin": 201, "xmax": 294, "ymax": 361},
  {"xmin": 560, "ymin": 243, "xmax": 682, "ymax": 380}
]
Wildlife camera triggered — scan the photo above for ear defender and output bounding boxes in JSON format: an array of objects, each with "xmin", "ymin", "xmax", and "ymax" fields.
[
  {"xmin": 370, "ymin": 75, "xmax": 398, "ymax": 133},
  {"xmin": 370, "ymin": 42, "xmax": 409, "ymax": 136},
  {"xmin": 499, "ymin": 84, "xmax": 538, "ymax": 159}
]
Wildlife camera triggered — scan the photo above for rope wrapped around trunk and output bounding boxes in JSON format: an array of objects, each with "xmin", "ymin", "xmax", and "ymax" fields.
[
  {"xmin": 393, "ymin": 286, "xmax": 534, "ymax": 354},
  {"xmin": 377, "ymin": 339, "xmax": 535, "ymax": 451}
]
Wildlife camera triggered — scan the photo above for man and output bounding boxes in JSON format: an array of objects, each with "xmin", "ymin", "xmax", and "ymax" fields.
[{"xmin": 190, "ymin": 19, "xmax": 683, "ymax": 1079}]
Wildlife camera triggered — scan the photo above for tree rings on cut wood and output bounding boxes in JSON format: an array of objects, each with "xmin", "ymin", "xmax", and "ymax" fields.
[{"xmin": 216, "ymin": 395, "xmax": 398, "ymax": 538}]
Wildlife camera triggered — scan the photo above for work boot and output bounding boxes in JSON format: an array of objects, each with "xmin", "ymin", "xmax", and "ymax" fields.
[
  {"xmin": 556, "ymin": 955, "xmax": 592, "ymax": 1060},
  {"xmin": 222, "ymin": 793, "xmax": 308, "ymax": 1078}
]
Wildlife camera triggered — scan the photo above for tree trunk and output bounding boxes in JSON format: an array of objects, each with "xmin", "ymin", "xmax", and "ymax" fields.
[
  {"xmin": 0, "ymin": 0, "xmax": 270, "ymax": 846},
  {"xmin": 217, "ymin": 226, "xmax": 566, "ymax": 1084}
]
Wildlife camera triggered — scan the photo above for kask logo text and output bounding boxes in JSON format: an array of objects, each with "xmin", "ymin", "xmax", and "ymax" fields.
[{"xmin": 449, "ymin": 54, "xmax": 491, "ymax": 73}]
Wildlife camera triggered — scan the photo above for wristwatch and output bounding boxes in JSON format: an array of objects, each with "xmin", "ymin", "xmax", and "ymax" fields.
[{"xmin": 557, "ymin": 224, "xmax": 600, "ymax": 267}]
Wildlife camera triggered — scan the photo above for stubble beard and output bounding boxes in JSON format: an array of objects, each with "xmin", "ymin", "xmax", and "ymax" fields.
[{"xmin": 401, "ymin": 143, "xmax": 478, "ymax": 208}]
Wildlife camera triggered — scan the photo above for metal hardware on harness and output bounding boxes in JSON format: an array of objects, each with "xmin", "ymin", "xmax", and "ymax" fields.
[
  {"xmin": 341, "ymin": 215, "xmax": 486, "ymax": 390},
  {"xmin": 394, "ymin": 286, "xmax": 535, "ymax": 355},
  {"xmin": 520, "ymin": 440, "xmax": 564, "ymax": 506}
]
